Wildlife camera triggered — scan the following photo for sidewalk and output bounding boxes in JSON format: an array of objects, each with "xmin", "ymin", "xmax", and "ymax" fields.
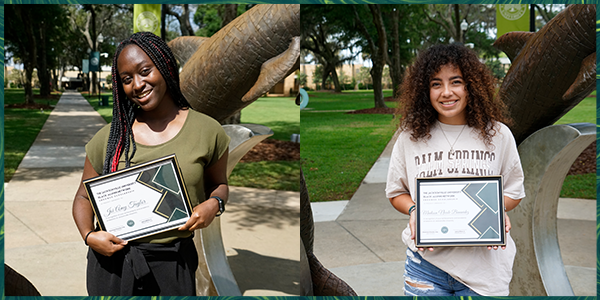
[
  {"xmin": 311, "ymin": 135, "xmax": 596, "ymax": 296},
  {"xmin": 4, "ymin": 90, "xmax": 299, "ymax": 296}
]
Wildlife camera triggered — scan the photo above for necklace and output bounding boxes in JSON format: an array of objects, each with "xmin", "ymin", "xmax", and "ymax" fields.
[{"xmin": 439, "ymin": 123, "xmax": 467, "ymax": 155}]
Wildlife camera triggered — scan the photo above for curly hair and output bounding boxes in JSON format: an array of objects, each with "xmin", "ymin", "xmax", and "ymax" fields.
[
  {"xmin": 103, "ymin": 32, "xmax": 191, "ymax": 174},
  {"xmin": 396, "ymin": 43, "xmax": 509, "ymax": 147}
]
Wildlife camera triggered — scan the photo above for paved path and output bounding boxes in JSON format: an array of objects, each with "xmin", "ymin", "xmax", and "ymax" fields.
[
  {"xmin": 4, "ymin": 90, "xmax": 299, "ymax": 296},
  {"xmin": 311, "ymin": 134, "xmax": 596, "ymax": 296}
]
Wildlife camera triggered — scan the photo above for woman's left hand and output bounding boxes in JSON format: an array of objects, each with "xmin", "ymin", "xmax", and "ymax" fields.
[
  {"xmin": 487, "ymin": 212, "xmax": 511, "ymax": 250},
  {"xmin": 179, "ymin": 198, "xmax": 220, "ymax": 231}
]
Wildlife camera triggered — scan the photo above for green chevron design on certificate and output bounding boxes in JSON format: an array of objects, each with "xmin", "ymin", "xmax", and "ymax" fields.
[
  {"xmin": 415, "ymin": 176, "xmax": 505, "ymax": 247},
  {"xmin": 83, "ymin": 154, "xmax": 193, "ymax": 241}
]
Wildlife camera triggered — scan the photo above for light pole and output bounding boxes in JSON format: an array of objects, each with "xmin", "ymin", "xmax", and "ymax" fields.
[
  {"xmin": 97, "ymin": 33, "xmax": 104, "ymax": 102},
  {"xmin": 460, "ymin": 19, "xmax": 468, "ymax": 44}
]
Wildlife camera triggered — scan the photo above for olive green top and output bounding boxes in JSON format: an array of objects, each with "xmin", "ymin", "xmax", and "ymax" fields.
[{"xmin": 86, "ymin": 109, "xmax": 230, "ymax": 243}]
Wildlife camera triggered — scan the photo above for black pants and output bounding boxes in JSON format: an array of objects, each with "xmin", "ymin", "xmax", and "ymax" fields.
[{"xmin": 86, "ymin": 236, "xmax": 198, "ymax": 296}]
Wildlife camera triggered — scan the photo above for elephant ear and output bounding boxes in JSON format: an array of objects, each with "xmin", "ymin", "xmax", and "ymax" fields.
[
  {"xmin": 493, "ymin": 31, "xmax": 533, "ymax": 62},
  {"xmin": 241, "ymin": 36, "xmax": 300, "ymax": 102},
  {"xmin": 563, "ymin": 52, "xmax": 596, "ymax": 101},
  {"xmin": 167, "ymin": 36, "xmax": 210, "ymax": 67}
]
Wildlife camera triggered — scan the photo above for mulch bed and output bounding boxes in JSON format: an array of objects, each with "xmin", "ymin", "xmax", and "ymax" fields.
[
  {"xmin": 346, "ymin": 107, "xmax": 396, "ymax": 114},
  {"xmin": 567, "ymin": 142, "xmax": 595, "ymax": 175},
  {"xmin": 4, "ymin": 103, "xmax": 53, "ymax": 109},
  {"xmin": 240, "ymin": 139, "xmax": 300, "ymax": 162}
]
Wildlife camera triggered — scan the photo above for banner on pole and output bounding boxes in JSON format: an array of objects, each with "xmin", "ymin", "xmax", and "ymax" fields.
[
  {"xmin": 134, "ymin": 4, "xmax": 161, "ymax": 36},
  {"xmin": 89, "ymin": 52, "xmax": 100, "ymax": 72},
  {"xmin": 496, "ymin": 5, "xmax": 530, "ymax": 38},
  {"xmin": 82, "ymin": 59, "xmax": 89, "ymax": 74}
]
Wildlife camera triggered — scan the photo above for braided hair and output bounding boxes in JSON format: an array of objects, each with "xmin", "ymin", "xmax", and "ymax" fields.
[{"xmin": 103, "ymin": 32, "xmax": 191, "ymax": 174}]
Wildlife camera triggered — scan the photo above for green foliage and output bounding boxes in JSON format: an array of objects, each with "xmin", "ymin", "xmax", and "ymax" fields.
[
  {"xmin": 298, "ymin": 72, "xmax": 308, "ymax": 87},
  {"xmin": 193, "ymin": 4, "xmax": 251, "ymax": 37},
  {"xmin": 194, "ymin": 5, "xmax": 222, "ymax": 37},
  {"xmin": 485, "ymin": 59, "xmax": 506, "ymax": 81},
  {"xmin": 312, "ymin": 65, "xmax": 323, "ymax": 85}
]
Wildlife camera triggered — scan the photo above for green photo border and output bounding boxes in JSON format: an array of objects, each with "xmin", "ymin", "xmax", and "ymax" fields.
[{"xmin": 0, "ymin": 1, "xmax": 597, "ymax": 299}]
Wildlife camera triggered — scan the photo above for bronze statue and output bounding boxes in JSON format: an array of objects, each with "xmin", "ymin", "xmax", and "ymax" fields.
[
  {"xmin": 493, "ymin": 4, "xmax": 595, "ymax": 144},
  {"xmin": 494, "ymin": 4, "xmax": 596, "ymax": 296},
  {"xmin": 168, "ymin": 4, "xmax": 300, "ymax": 122}
]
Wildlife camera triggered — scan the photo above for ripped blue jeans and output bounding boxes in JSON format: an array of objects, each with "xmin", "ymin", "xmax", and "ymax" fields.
[{"xmin": 404, "ymin": 249, "xmax": 480, "ymax": 296}]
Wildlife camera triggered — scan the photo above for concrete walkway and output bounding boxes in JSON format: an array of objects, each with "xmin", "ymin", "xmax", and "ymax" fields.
[
  {"xmin": 4, "ymin": 90, "xmax": 299, "ymax": 296},
  {"xmin": 311, "ymin": 134, "xmax": 596, "ymax": 296}
]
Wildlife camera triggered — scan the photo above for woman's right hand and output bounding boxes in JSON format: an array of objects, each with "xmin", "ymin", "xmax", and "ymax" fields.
[
  {"xmin": 86, "ymin": 231, "xmax": 127, "ymax": 256},
  {"xmin": 409, "ymin": 210, "xmax": 434, "ymax": 252}
]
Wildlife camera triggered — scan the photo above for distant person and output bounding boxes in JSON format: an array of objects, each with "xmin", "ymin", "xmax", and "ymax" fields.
[
  {"xmin": 72, "ymin": 32, "xmax": 230, "ymax": 296},
  {"xmin": 386, "ymin": 44, "xmax": 525, "ymax": 296}
]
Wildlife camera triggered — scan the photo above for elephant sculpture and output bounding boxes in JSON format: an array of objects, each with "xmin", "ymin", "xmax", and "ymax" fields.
[
  {"xmin": 168, "ymin": 4, "xmax": 300, "ymax": 123},
  {"xmin": 494, "ymin": 4, "xmax": 596, "ymax": 296},
  {"xmin": 493, "ymin": 4, "xmax": 595, "ymax": 144},
  {"xmin": 166, "ymin": 4, "xmax": 300, "ymax": 295}
]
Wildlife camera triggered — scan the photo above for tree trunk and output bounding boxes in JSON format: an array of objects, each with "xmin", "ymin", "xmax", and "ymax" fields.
[
  {"xmin": 19, "ymin": 6, "xmax": 37, "ymax": 104},
  {"xmin": 51, "ymin": 69, "xmax": 56, "ymax": 91},
  {"xmin": 454, "ymin": 4, "xmax": 462, "ymax": 43},
  {"xmin": 91, "ymin": 72, "xmax": 98, "ymax": 95},
  {"xmin": 368, "ymin": 4, "xmax": 388, "ymax": 108},
  {"xmin": 165, "ymin": 5, "xmax": 195, "ymax": 36},
  {"xmin": 325, "ymin": 65, "xmax": 342, "ymax": 92},
  {"xmin": 221, "ymin": 4, "xmax": 238, "ymax": 27},
  {"xmin": 371, "ymin": 62, "xmax": 386, "ymax": 108},
  {"xmin": 37, "ymin": 23, "xmax": 50, "ymax": 97},
  {"xmin": 387, "ymin": 8, "xmax": 402, "ymax": 98}
]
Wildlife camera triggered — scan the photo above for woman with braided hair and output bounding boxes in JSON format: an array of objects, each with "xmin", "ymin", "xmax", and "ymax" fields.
[{"xmin": 72, "ymin": 32, "xmax": 230, "ymax": 295}]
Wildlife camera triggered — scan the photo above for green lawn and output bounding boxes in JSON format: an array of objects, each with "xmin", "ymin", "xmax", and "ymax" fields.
[
  {"xmin": 82, "ymin": 94, "xmax": 300, "ymax": 192},
  {"xmin": 236, "ymin": 96, "xmax": 300, "ymax": 191},
  {"xmin": 554, "ymin": 96, "xmax": 595, "ymax": 125},
  {"xmin": 82, "ymin": 93, "xmax": 113, "ymax": 123},
  {"xmin": 302, "ymin": 90, "xmax": 596, "ymax": 201},
  {"xmin": 302, "ymin": 90, "xmax": 396, "ymax": 201},
  {"xmin": 4, "ymin": 89, "xmax": 61, "ymax": 181},
  {"xmin": 240, "ymin": 96, "xmax": 300, "ymax": 141}
]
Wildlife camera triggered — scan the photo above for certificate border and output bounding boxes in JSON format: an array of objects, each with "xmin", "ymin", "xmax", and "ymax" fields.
[
  {"xmin": 83, "ymin": 154, "xmax": 193, "ymax": 241},
  {"xmin": 415, "ymin": 175, "xmax": 505, "ymax": 247}
]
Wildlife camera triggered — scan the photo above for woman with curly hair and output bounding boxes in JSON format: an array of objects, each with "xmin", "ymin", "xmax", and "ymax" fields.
[
  {"xmin": 385, "ymin": 44, "xmax": 525, "ymax": 296},
  {"xmin": 72, "ymin": 32, "xmax": 230, "ymax": 295}
]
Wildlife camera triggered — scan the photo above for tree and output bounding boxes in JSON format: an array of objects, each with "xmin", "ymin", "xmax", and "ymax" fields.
[
  {"xmin": 382, "ymin": 5, "xmax": 426, "ymax": 98},
  {"xmin": 352, "ymin": 4, "xmax": 388, "ymax": 108},
  {"xmin": 298, "ymin": 72, "xmax": 308, "ymax": 88},
  {"xmin": 164, "ymin": 5, "xmax": 195, "ymax": 36},
  {"xmin": 6, "ymin": 5, "xmax": 39, "ymax": 104},
  {"xmin": 301, "ymin": 5, "xmax": 359, "ymax": 93},
  {"xmin": 193, "ymin": 4, "xmax": 253, "ymax": 37},
  {"xmin": 65, "ymin": 5, "xmax": 131, "ymax": 93},
  {"xmin": 75, "ymin": 5, "xmax": 117, "ymax": 95}
]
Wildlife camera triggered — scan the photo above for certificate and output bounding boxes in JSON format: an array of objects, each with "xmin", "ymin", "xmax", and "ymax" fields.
[
  {"xmin": 83, "ymin": 154, "xmax": 193, "ymax": 241},
  {"xmin": 415, "ymin": 176, "xmax": 505, "ymax": 247}
]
